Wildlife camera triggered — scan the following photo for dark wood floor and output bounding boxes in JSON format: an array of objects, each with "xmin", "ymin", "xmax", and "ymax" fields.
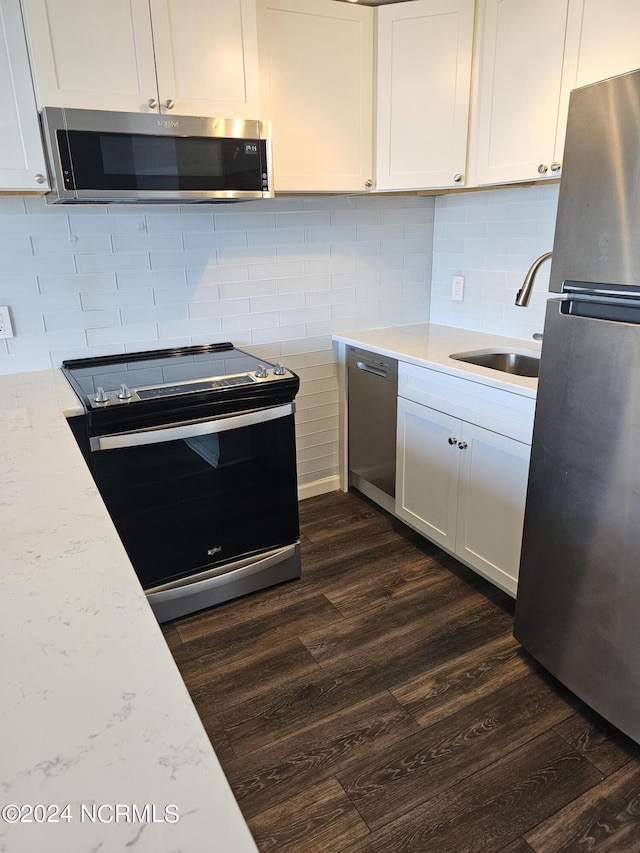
[{"xmin": 163, "ymin": 490, "xmax": 640, "ymax": 852}]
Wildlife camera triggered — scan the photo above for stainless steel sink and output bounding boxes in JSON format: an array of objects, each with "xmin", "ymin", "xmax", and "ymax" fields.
[{"xmin": 449, "ymin": 348, "xmax": 540, "ymax": 378}]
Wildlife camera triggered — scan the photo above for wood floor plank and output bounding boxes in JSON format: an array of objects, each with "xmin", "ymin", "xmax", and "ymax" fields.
[
  {"xmin": 337, "ymin": 673, "xmax": 575, "ymax": 831},
  {"xmin": 172, "ymin": 593, "xmax": 343, "ymax": 674},
  {"xmin": 186, "ymin": 635, "xmax": 321, "ymax": 706},
  {"xmin": 497, "ymin": 840, "xmax": 536, "ymax": 853},
  {"xmin": 216, "ymin": 657, "xmax": 385, "ymax": 756},
  {"xmin": 391, "ymin": 633, "xmax": 538, "ymax": 728},
  {"xmin": 524, "ymin": 761, "xmax": 640, "ymax": 852},
  {"xmin": 344, "ymin": 732, "xmax": 603, "ymax": 853},
  {"xmin": 160, "ymin": 623, "xmax": 182, "ymax": 652},
  {"xmin": 224, "ymin": 692, "xmax": 420, "ymax": 820},
  {"xmin": 248, "ymin": 776, "xmax": 370, "ymax": 853},
  {"xmin": 300, "ymin": 574, "xmax": 501, "ymax": 668},
  {"xmin": 320, "ymin": 543, "xmax": 440, "ymax": 619},
  {"xmin": 554, "ymin": 709, "xmax": 640, "ymax": 776}
]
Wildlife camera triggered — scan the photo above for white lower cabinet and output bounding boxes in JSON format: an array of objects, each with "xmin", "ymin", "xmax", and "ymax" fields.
[{"xmin": 395, "ymin": 364, "xmax": 534, "ymax": 596}]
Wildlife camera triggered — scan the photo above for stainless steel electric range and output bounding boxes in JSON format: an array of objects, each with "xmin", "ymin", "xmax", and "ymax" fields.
[{"xmin": 62, "ymin": 343, "xmax": 301, "ymax": 622}]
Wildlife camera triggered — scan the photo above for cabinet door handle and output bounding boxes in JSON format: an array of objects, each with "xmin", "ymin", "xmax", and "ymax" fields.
[
  {"xmin": 147, "ymin": 98, "xmax": 158, "ymax": 109},
  {"xmin": 164, "ymin": 99, "xmax": 175, "ymax": 110},
  {"xmin": 550, "ymin": 162, "xmax": 561, "ymax": 172},
  {"xmin": 537, "ymin": 163, "xmax": 548, "ymax": 174},
  {"xmin": 448, "ymin": 436, "xmax": 458, "ymax": 445},
  {"xmin": 453, "ymin": 173, "xmax": 463, "ymax": 183},
  {"xmin": 458, "ymin": 441, "xmax": 468, "ymax": 450}
]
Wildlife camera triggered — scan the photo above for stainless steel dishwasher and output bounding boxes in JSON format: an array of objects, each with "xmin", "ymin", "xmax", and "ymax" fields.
[{"xmin": 347, "ymin": 346, "xmax": 398, "ymax": 514}]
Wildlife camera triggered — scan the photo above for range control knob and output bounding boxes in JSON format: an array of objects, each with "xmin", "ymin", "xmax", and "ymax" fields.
[
  {"xmin": 94, "ymin": 386, "xmax": 108, "ymax": 404},
  {"xmin": 118, "ymin": 383, "xmax": 133, "ymax": 400},
  {"xmin": 273, "ymin": 362, "xmax": 286, "ymax": 375},
  {"xmin": 255, "ymin": 365, "xmax": 269, "ymax": 378}
]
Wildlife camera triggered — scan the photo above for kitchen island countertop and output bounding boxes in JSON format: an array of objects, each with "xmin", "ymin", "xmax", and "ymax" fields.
[
  {"xmin": 0, "ymin": 369, "xmax": 257, "ymax": 852},
  {"xmin": 333, "ymin": 323, "xmax": 539, "ymax": 398}
]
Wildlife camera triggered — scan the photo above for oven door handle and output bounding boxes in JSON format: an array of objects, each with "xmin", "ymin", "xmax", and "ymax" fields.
[{"xmin": 90, "ymin": 402, "xmax": 294, "ymax": 451}]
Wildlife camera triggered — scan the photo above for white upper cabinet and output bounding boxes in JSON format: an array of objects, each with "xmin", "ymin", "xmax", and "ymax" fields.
[
  {"xmin": 376, "ymin": 0, "xmax": 474, "ymax": 191},
  {"xmin": 257, "ymin": 0, "xmax": 373, "ymax": 192},
  {"xmin": 0, "ymin": 0, "xmax": 48, "ymax": 191},
  {"xmin": 569, "ymin": 0, "xmax": 640, "ymax": 89},
  {"xmin": 470, "ymin": 0, "xmax": 571, "ymax": 186},
  {"xmin": 21, "ymin": 0, "xmax": 260, "ymax": 117},
  {"xmin": 470, "ymin": 0, "xmax": 640, "ymax": 188}
]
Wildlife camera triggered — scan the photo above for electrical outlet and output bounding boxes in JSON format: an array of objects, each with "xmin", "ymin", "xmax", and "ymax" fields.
[
  {"xmin": 451, "ymin": 275, "xmax": 464, "ymax": 302},
  {"xmin": 0, "ymin": 305, "xmax": 14, "ymax": 339}
]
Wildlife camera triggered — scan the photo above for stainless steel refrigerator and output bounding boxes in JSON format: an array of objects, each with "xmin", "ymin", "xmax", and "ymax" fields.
[{"xmin": 514, "ymin": 68, "xmax": 640, "ymax": 744}]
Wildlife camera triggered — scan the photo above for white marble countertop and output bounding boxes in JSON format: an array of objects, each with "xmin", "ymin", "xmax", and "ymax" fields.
[
  {"xmin": 0, "ymin": 370, "xmax": 257, "ymax": 852},
  {"xmin": 333, "ymin": 323, "xmax": 539, "ymax": 398}
]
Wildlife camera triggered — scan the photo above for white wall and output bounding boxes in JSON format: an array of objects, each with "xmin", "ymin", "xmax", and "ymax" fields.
[
  {"xmin": 431, "ymin": 183, "xmax": 559, "ymax": 340},
  {"xmin": 0, "ymin": 192, "xmax": 434, "ymax": 494}
]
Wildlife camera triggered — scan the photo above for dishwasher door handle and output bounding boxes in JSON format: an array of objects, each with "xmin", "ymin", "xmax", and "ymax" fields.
[{"xmin": 355, "ymin": 360, "xmax": 388, "ymax": 378}]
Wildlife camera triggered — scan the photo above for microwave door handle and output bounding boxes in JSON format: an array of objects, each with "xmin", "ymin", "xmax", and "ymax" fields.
[{"xmin": 90, "ymin": 403, "xmax": 293, "ymax": 452}]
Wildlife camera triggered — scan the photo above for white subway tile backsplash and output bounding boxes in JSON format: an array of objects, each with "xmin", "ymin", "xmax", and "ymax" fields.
[
  {"xmin": 248, "ymin": 261, "xmax": 305, "ymax": 280},
  {"xmin": 431, "ymin": 184, "xmax": 559, "ymax": 337},
  {"xmin": 145, "ymin": 213, "xmax": 213, "ymax": 233},
  {"xmin": 214, "ymin": 212, "xmax": 275, "ymax": 231},
  {"xmin": 0, "ymin": 214, "xmax": 69, "ymax": 235},
  {"xmin": 275, "ymin": 210, "xmax": 330, "ymax": 228},
  {"xmin": 76, "ymin": 253, "xmax": 150, "ymax": 274},
  {"xmin": 111, "ymin": 233, "xmax": 183, "ymax": 253},
  {"xmin": 251, "ymin": 323, "xmax": 306, "ymax": 345},
  {"xmin": 0, "ymin": 277, "xmax": 39, "ymax": 297},
  {"xmin": 249, "ymin": 292, "xmax": 305, "ymax": 313},
  {"xmin": 3, "ymin": 194, "xmax": 435, "ymax": 490},
  {"xmin": 39, "ymin": 272, "xmax": 117, "ymax": 294},
  {"xmin": 69, "ymin": 214, "xmax": 143, "ymax": 234},
  {"xmin": 276, "ymin": 242, "xmax": 331, "ymax": 261},
  {"xmin": 0, "ymin": 255, "xmax": 75, "ymax": 277},
  {"xmin": 222, "ymin": 311, "xmax": 279, "ymax": 332},
  {"xmin": 117, "ymin": 269, "xmax": 186, "ymax": 290},
  {"xmin": 217, "ymin": 245, "xmax": 276, "ymax": 266},
  {"xmin": 156, "ymin": 318, "xmax": 222, "ymax": 339},
  {"xmin": 305, "ymin": 226, "xmax": 357, "ymax": 244},
  {"xmin": 188, "ymin": 298, "xmax": 250, "ymax": 319},
  {"xmin": 218, "ymin": 279, "xmax": 277, "ymax": 300},
  {"xmin": 81, "ymin": 289, "xmax": 154, "ymax": 310},
  {"xmin": 247, "ymin": 228, "xmax": 304, "ymax": 246},
  {"xmin": 182, "ymin": 231, "xmax": 248, "ymax": 250},
  {"xmin": 44, "ymin": 308, "xmax": 121, "ymax": 332},
  {"xmin": 278, "ymin": 274, "xmax": 331, "ymax": 294},
  {"xmin": 122, "ymin": 305, "xmax": 189, "ymax": 325},
  {"xmin": 0, "ymin": 236, "xmax": 33, "ymax": 255},
  {"xmin": 279, "ymin": 306, "xmax": 330, "ymax": 326},
  {"xmin": 86, "ymin": 323, "xmax": 158, "ymax": 347}
]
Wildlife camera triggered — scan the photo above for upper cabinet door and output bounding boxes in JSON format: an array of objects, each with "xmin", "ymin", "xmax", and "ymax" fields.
[
  {"xmin": 553, "ymin": 0, "xmax": 640, "ymax": 159},
  {"xmin": 21, "ymin": 0, "xmax": 159, "ymax": 112},
  {"xmin": 257, "ymin": 0, "xmax": 373, "ymax": 192},
  {"xmin": 150, "ymin": 0, "xmax": 260, "ymax": 117},
  {"xmin": 376, "ymin": 0, "xmax": 474, "ymax": 191},
  {"xmin": 470, "ymin": 0, "xmax": 570, "ymax": 185},
  {"xmin": 571, "ymin": 0, "xmax": 640, "ymax": 88},
  {"xmin": 0, "ymin": 0, "xmax": 48, "ymax": 190}
]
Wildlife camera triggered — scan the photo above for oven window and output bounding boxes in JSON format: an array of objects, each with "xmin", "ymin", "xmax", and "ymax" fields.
[
  {"xmin": 60, "ymin": 129, "xmax": 266, "ymax": 191},
  {"xmin": 91, "ymin": 414, "xmax": 299, "ymax": 589}
]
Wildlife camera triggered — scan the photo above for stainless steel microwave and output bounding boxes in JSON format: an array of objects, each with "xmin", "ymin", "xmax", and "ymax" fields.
[{"xmin": 40, "ymin": 107, "xmax": 273, "ymax": 203}]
